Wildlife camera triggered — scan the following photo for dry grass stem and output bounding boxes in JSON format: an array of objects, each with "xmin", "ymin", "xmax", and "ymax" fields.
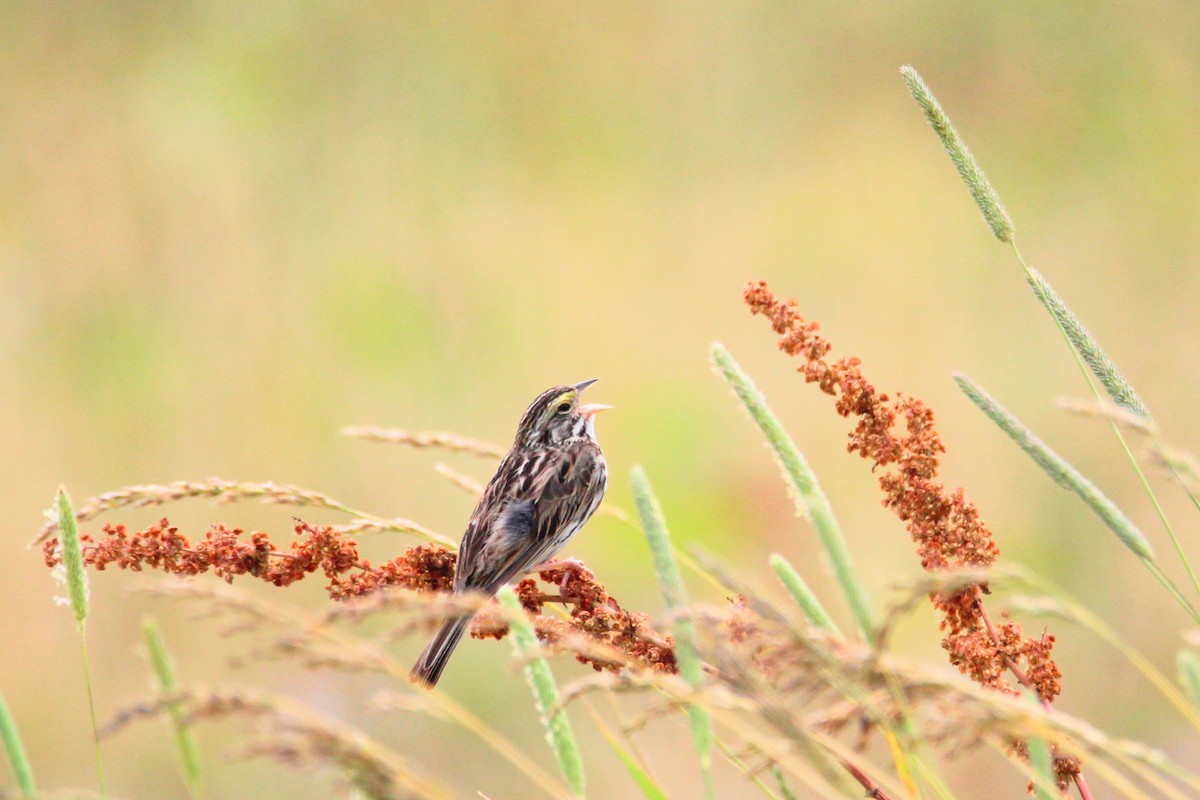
[
  {"xmin": 432, "ymin": 462, "xmax": 486, "ymax": 495},
  {"xmin": 341, "ymin": 425, "xmax": 505, "ymax": 458},
  {"xmin": 327, "ymin": 517, "xmax": 442, "ymax": 540},
  {"xmin": 1057, "ymin": 397, "xmax": 1159, "ymax": 436},
  {"xmin": 101, "ymin": 686, "xmax": 449, "ymax": 800},
  {"xmin": 35, "ymin": 479, "xmax": 369, "ymax": 546},
  {"xmin": 1058, "ymin": 398, "xmax": 1200, "ymax": 493}
]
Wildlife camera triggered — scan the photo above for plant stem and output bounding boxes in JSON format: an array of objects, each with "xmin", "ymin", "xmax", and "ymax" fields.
[{"xmin": 79, "ymin": 632, "xmax": 107, "ymax": 799}]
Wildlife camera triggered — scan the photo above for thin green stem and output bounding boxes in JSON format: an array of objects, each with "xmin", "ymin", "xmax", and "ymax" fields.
[{"xmin": 79, "ymin": 632, "xmax": 107, "ymax": 799}]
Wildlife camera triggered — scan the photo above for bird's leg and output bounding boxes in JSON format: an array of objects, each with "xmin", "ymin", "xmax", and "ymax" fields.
[{"xmin": 535, "ymin": 557, "xmax": 588, "ymax": 594}]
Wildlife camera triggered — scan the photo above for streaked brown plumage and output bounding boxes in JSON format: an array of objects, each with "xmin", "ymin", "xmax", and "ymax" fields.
[{"xmin": 410, "ymin": 380, "xmax": 610, "ymax": 687}]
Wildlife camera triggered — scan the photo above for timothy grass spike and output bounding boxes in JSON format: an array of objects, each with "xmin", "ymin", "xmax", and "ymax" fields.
[
  {"xmin": 0, "ymin": 690, "xmax": 35, "ymax": 798},
  {"xmin": 711, "ymin": 342, "xmax": 875, "ymax": 638},
  {"xmin": 498, "ymin": 588, "xmax": 586, "ymax": 798},
  {"xmin": 1026, "ymin": 269, "xmax": 1151, "ymax": 420},
  {"xmin": 143, "ymin": 617, "xmax": 203, "ymax": 798},
  {"xmin": 769, "ymin": 554, "xmax": 840, "ymax": 635},
  {"xmin": 900, "ymin": 65, "xmax": 1015, "ymax": 243},
  {"xmin": 56, "ymin": 486, "xmax": 89, "ymax": 627},
  {"xmin": 631, "ymin": 466, "xmax": 714, "ymax": 800},
  {"xmin": 954, "ymin": 374, "xmax": 1153, "ymax": 560},
  {"xmin": 55, "ymin": 486, "xmax": 107, "ymax": 798}
]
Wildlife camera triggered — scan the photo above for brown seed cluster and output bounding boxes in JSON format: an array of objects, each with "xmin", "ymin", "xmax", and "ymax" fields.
[
  {"xmin": 43, "ymin": 519, "xmax": 362, "ymax": 589},
  {"xmin": 743, "ymin": 281, "xmax": 1062, "ymax": 706},
  {"xmin": 327, "ymin": 544, "xmax": 457, "ymax": 600},
  {"xmin": 42, "ymin": 518, "xmax": 676, "ymax": 675},
  {"xmin": 523, "ymin": 564, "xmax": 677, "ymax": 674},
  {"xmin": 468, "ymin": 565, "xmax": 677, "ymax": 675}
]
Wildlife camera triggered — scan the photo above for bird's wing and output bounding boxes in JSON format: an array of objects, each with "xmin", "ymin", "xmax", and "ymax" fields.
[
  {"xmin": 455, "ymin": 443, "xmax": 603, "ymax": 595},
  {"xmin": 454, "ymin": 450, "xmax": 519, "ymax": 591}
]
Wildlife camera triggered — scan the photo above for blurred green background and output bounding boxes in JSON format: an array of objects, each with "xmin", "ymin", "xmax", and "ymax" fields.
[{"xmin": 4, "ymin": 3, "xmax": 1200, "ymax": 798}]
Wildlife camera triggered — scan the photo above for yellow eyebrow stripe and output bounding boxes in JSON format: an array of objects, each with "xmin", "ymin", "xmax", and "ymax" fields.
[{"xmin": 550, "ymin": 390, "xmax": 577, "ymax": 408}]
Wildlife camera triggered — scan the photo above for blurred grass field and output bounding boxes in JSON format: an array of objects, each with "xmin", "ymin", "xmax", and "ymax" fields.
[{"xmin": 3, "ymin": 4, "xmax": 1200, "ymax": 798}]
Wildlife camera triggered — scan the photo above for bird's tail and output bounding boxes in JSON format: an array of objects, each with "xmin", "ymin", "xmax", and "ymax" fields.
[{"xmin": 410, "ymin": 615, "xmax": 472, "ymax": 688}]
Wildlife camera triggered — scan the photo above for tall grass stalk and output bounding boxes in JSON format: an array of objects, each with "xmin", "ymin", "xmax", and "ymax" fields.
[
  {"xmin": 498, "ymin": 587, "xmax": 586, "ymax": 798},
  {"xmin": 630, "ymin": 466, "xmax": 714, "ymax": 800},
  {"xmin": 953, "ymin": 375, "xmax": 1200, "ymax": 624},
  {"xmin": 710, "ymin": 342, "xmax": 875, "ymax": 639},
  {"xmin": 900, "ymin": 65, "xmax": 1200, "ymax": 608},
  {"xmin": 1020, "ymin": 263, "xmax": 1200, "ymax": 602},
  {"xmin": 142, "ymin": 617, "xmax": 203, "ymax": 798},
  {"xmin": 772, "ymin": 766, "xmax": 799, "ymax": 800},
  {"xmin": 0, "ymin": 690, "xmax": 35, "ymax": 798},
  {"xmin": 56, "ymin": 487, "xmax": 107, "ymax": 799}
]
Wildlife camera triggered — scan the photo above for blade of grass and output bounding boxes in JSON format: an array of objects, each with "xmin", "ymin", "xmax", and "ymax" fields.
[
  {"xmin": 0, "ymin": 691, "xmax": 35, "ymax": 798},
  {"xmin": 631, "ymin": 466, "xmax": 714, "ymax": 800},
  {"xmin": 710, "ymin": 342, "xmax": 875, "ymax": 639},
  {"xmin": 498, "ymin": 588, "xmax": 586, "ymax": 798},
  {"xmin": 709, "ymin": 348, "xmax": 948, "ymax": 795},
  {"xmin": 143, "ymin": 617, "xmax": 203, "ymax": 798},
  {"xmin": 55, "ymin": 487, "xmax": 107, "ymax": 799},
  {"xmin": 713, "ymin": 737, "xmax": 783, "ymax": 800}
]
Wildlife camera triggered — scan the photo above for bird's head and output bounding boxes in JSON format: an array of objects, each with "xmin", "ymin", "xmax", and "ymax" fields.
[{"xmin": 514, "ymin": 379, "xmax": 611, "ymax": 448}]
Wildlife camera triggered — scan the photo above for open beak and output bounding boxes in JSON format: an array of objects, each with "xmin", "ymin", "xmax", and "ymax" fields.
[
  {"xmin": 573, "ymin": 380, "xmax": 610, "ymax": 418},
  {"xmin": 578, "ymin": 403, "xmax": 612, "ymax": 419}
]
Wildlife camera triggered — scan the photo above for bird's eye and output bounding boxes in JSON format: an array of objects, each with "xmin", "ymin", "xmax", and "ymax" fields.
[{"xmin": 556, "ymin": 402, "xmax": 571, "ymax": 414}]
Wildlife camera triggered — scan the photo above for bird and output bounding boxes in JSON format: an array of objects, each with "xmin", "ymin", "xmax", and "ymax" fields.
[{"xmin": 410, "ymin": 379, "xmax": 611, "ymax": 688}]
